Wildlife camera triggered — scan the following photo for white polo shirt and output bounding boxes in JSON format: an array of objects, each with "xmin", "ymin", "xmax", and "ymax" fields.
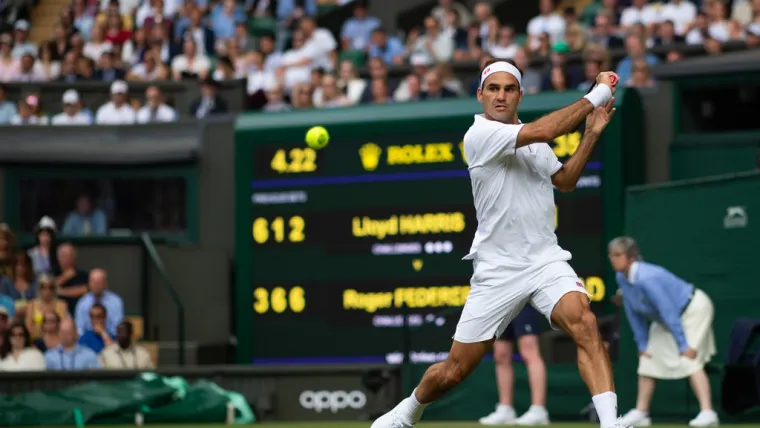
[
  {"xmin": 620, "ymin": 5, "xmax": 660, "ymax": 28},
  {"xmin": 136, "ymin": 104, "xmax": 177, "ymax": 123},
  {"xmin": 51, "ymin": 112, "xmax": 92, "ymax": 125},
  {"xmin": 95, "ymin": 102, "xmax": 136, "ymax": 125},
  {"xmin": 462, "ymin": 115, "xmax": 570, "ymax": 269}
]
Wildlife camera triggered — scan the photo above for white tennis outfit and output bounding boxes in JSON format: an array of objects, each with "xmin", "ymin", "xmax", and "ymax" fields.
[{"xmin": 454, "ymin": 115, "xmax": 589, "ymax": 343}]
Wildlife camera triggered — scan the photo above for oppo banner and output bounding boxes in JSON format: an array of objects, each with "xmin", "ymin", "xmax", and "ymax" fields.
[{"xmin": 273, "ymin": 369, "xmax": 401, "ymax": 421}]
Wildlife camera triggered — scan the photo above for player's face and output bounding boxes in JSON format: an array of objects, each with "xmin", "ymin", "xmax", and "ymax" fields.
[
  {"xmin": 607, "ymin": 247, "xmax": 631, "ymax": 272},
  {"xmin": 477, "ymin": 72, "xmax": 522, "ymax": 123}
]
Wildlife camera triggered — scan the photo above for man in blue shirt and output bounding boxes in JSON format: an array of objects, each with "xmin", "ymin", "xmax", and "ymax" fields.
[
  {"xmin": 45, "ymin": 318, "xmax": 99, "ymax": 370},
  {"xmin": 609, "ymin": 237, "xmax": 718, "ymax": 428},
  {"xmin": 61, "ymin": 194, "xmax": 108, "ymax": 236},
  {"xmin": 75, "ymin": 269, "xmax": 124, "ymax": 337},
  {"xmin": 78, "ymin": 303, "xmax": 115, "ymax": 354},
  {"xmin": 340, "ymin": 2, "xmax": 381, "ymax": 51}
]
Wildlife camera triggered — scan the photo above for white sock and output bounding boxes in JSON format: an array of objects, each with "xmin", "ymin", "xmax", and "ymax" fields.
[
  {"xmin": 528, "ymin": 405, "xmax": 547, "ymax": 413},
  {"xmin": 497, "ymin": 404, "xmax": 514, "ymax": 413},
  {"xmin": 397, "ymin": 388, "xmax": 429, "ymax": 425},
  {"xmin": 592, "ymin": 391, "xmax": 618, "ymax": 427}
]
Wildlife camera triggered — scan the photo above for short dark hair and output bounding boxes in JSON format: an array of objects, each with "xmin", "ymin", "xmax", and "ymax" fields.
[{"xmin": 480, "ymin": 58, "xmax": 523, "ymax": 87}]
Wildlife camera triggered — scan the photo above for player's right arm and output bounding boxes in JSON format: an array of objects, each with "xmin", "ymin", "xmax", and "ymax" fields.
[{"xmin": 515, "ymin": 72, "xmax": 618, "ymax": 147}]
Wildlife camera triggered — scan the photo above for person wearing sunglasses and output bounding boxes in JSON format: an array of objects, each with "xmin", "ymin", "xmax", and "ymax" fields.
[
  {"xmin": 0, "ymin": 322, "xmax": 45, "ymax": 371},
  {"xmin": 25, "ymin": 274, "xmax": 69, "ymax": 339}
]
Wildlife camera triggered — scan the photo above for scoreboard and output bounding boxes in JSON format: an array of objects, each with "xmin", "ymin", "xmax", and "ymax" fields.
[{"xmin": 234, "ymin": 94, "xmax": 641, "ymax": 365}]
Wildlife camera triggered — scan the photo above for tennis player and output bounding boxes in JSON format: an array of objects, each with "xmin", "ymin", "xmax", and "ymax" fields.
[
  {"xmin": 609, "ymin": 236, "xmax": 719, "ymax": 427},
  {"xmin": 371, "ymin": 59, "xmax": 627, "ymax": 428}
]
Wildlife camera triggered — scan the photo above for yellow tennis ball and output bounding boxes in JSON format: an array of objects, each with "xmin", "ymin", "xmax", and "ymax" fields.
[{"xmin": 305, "ymin": 126, "xmax": 330, "ymax": 149}]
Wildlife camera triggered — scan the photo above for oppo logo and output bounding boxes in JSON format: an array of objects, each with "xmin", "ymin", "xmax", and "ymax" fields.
[{"xmin": 299, "ymin": 390, "xmax": 367, "ymax": 413}]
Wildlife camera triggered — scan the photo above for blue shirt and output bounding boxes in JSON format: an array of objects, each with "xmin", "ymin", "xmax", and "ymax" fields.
[
  {"xmin": 75, "ymin": 16, "xmax": 94, "ymax": 41},
  {"xmin": 0, "ymin": 277, "xmax": 37, "ymax": 302},
  {"xmin": 79, "ymin": 330, "xmax": 114, "ymax": 354},
  {"xmin": 368, "ymin": 37, "xmax": 405, "ymax": 66},
  {"xmin": 276, "ymin": 0, "xmax": 317, "ymax": 21},
  {"xmin": 74, "ymin": 290, "xmax": 124, "ymax": 336},
  {"xmin": 0, "ymin": 101, "xmax": 17, "ymax": 124},
  {"xmin": 211, "ymin": 6, "xmax": 244, "ymax": 40},
  {"xmin": 44, "ymin": 345, "xmax": 100, "ymax": 370},
  {"xmin": 0, "ymin": 295, "xmax": 15, "ymax": 318},
  {"xmin": 615, "ymin": 54, "xmax": 658, "ymax": 86},
  {"xmin": 341, "ymin": 17, "xmax": 381, "ymax": 50},
  {"xmin": 616, "ymin": 261, "xmax": 695, "ymax": 353},
  {"xmin": 61, "ymin": 209, "xmax": 108, "ymax": 236}
]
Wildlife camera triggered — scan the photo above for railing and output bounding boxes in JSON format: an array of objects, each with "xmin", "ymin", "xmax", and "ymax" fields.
[{"xmin": 140, "ymin": 232, "xmax": 186, "ymax": 365}]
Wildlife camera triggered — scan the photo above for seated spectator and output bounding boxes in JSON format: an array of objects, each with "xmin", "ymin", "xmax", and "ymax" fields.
[
  {"xmin": 485, "ymin": 24, "xmax": 518, "ymax": 59},
  {"xmin": 75, "ymin": 269, "xmax": 123, "ymax": 337},
  {"xmin": 37, "ymin": 42, "xmax": 61, "ymax": 80},
  {"xmin": 84, "ymin": 25, "xmax": 113, "ymax": 62},
  {"xmin": 62, "ymin": 194, "xmax": 108, "ymax": 236},
  {"xmin": 629, "ymin": 22, "xmax": 654, "ymax": 48},
  {"xmin": 54, "ymin": 243, "xmax": 89, "ymax": 315},
  {"xmin": 299, "ymin": 16, "xmax": 337, "ymax": 72},
  {"xmin": 748, "ymin": 23, "xmax": 760, "ymax": 48},
  {"xmin": 191, "ymin": 77, "xmax": 228, "ymax": 118},
  {"xmin": 100, "ymin": 320, "xmax": 154, "ymax": 369},
  {"xmin": 11, "ymin": 20, "xmax": 36, "ymax": 58},
  {"xmin": 432, "ymin": 0, "xmax": 473, "ymax": 29},
  {"xmin": 421, "ymin": 69, "xmax": 456, "ymax": 100},
  {"xmin": 245, "ymin": 51, "xmax": 277, "ymax": 96},
  {"xmin": 127, "ymin": 49, "xmax": 168, "ymax": 81},
  {"xmin": 547, "ymin": 66, "xmax": 570, "ymax": 91},
  {"xmin": 179, "ymin": 7, "xmax": 214, "ymax": 56},
  {"xmin": 0, "ymin": 306, "xmax": 9, "ymax": 347},
  {"xmin": 0, "ymin": 34, "xmax": 18, "ymax": 81},
  {"xmin": 148, "ymin": 26, "xmax": 177, "ymax": 64},
  {"xmin": 727, "ymin": 19, "xmax": 746, "ymax": 41},
  {"xmin": 686, "ymin": 12, "xmax": 710, "ymax": 44},
  {"xmin": 541, "ymin": 42, "xmax": 582, "ymax": 91},
  {"xmin": 8, "ymin": 53, "xmax": 46, "ymax": 82},
  {"xmin": 615, "ymin": 34, "xmax": 657, "ymax": 85},
  {"xmin": 10, "ymin": 95, "xmax": 48, "ymax": 125},
  {"xmin": 262, "ymin": 85, "xmax": 292, "ymax": 112},
  {"xmin": 121, "ymin": 28, "xmax": 145, "ymax": 66},
  {"xmin": 368, "ymin": 27, "xmax": 405, "ymax": 66},
  {"xmin": 590, "ymin": 12, "xmax": 624, "ymax": 49},
  {"xmin": 411, "ymin": 16, "xmax": 454, "ymax": 65},
  {"xmin": 57, "ymin": 52, "xmax": 86, "ymax": 83},
  {"xmin": 214, "ymin": 56, "xmax": 238, "ymax": 81},
  {"xmin": 28, "ymin": 217, "xmax": 58, "ymax": 276},
  {"xmin": 259, "ymin": 33, "xmax": 282, "ymax": 72},
  {"xmin": 654, "ymin": 19, "xmax": 686, "ymax": 47},
  {"xmin": 0, "ymin": 84, "xmax": 16, "ymax": 124},
  {"xmin": 32, "ymin": 311, "xmax": 61, "ymax": 353},
  {"xmin": 104, "ymin": 11, "xmax": 133, "ymax": 45},
  {"xmin": 705, "ymin": 0, "xmax": 729, "ymax": 42},
  {"xmin": 625, "ymin": 59, "xmax": 656, "ymax": 88},
  {"xmin": 527, "ymin": 0, "xmax": 566, "ymax": 51},
  {"xmin": 143, "ymin": 0, "xmax": 174, "ymax": 39},
  {"xmin": 0, "ymin": 224, "xmax": 14, "ymax": 278},
  {"xmin": 73, "ymin": 0, "xmax": 94, "ymax": 40},
  {"xmin": 78, "ymin": 303, "xmax": 114, "ymax": 353},
  {"xmin": 437, "ymin": 63, "xmax": 464, "ymax": 96},
  {"xmin": 211, "ymin": 0, "xmax": 244, "ymax": 42},
  {"xmin": 578, "ymin": 58, "xmax": 602, "ymax": 92},
  {"xmin": 620, "ymin": 0, "xmax": 659, "ymax": 33},
  {"xmin": 340, "ymin": 1, "xmax": 380, "ymax": 51},
  {"xmin": 443, "ymin": 9, "xmax": 469, "ymax": 61},
  {"xmin": 234, "ymin": 22, "xmax": 255, "ymax": 53},
  {"xmin": 95, "ymin": 80, "xmax": 136, "ymax": 124},
  {"xmin": 531, "ymin": 31, "xmax": 552, "ymax": 58},
  {"xmin": 660, "ymin": 0, "xmax": 697, "ymax": 36},
  {"xmin": 0, "ymin": 251, "xmax": 37, "ymax": 319},
  {"xmin": 51, "ymin": 23, "xmax": 71, "ymax": 62},
  {"xmin": 26, "ymin": 274, "xmax": 68, "ymax": 338},
  {"xmin": 565, "ymin": 22, "xmax": 587, "ymax": 53},
  {"xmin": 336, "ymin": 60, "xmax": 366, "ymax": 105},
  {"xmin": 317, "ymin": 74, "xmax": 351, "ymax": 108},
  {"xmin": 44, "ymin": 318, "xmax": 99, "ymax": 370},
  {"xmin": 370, "ymin": 78, "xmax": 393, "ymax": 104},
  {"xmin": 171, "ymin": 37, "xmax": 211, "ymax": 81},
  {"xmin": 290, "ymin": 82, "xmax": 314, "ymax": 109},
  {"xmin": 0, "ymin": 322, "xmax": 45, "ymax": 371},
  {"xmin": 52, "ymin": 90, "xmax": 93, "ymax": 125},
  {"xmin": 278, "ymin": 29, "xmax": 314, "ymax": 90},
  {"xmin": 137, "ymin": 85, "xmax": 177, "ymax": 123}
]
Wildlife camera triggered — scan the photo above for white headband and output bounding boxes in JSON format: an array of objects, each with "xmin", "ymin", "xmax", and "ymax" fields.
[{"xmin": 480, "ymin": 61, "xmax": 523, "ymax": 90}]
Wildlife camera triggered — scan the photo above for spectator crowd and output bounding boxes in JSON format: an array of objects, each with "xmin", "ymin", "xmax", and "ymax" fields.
[
  {"xmin": 0, "ymin": 217, "xmax": 153, "ymax": 371},
  {"xmin": 0, "ymin": 0, "xmax": 756, "ymax": 122}
]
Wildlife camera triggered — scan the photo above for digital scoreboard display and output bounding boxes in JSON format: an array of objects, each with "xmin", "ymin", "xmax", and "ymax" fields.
[{"xmin": 238, "ymin": 130, "xmax": 607, "ymax": 365}]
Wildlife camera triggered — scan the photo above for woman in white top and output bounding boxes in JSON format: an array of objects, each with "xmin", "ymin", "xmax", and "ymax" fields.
[
  {"xmin": 0, "ymin": 322, "xmax": 45, "ymax": 371},
  {"xmin": 336, "ymin": 60, "xmax": 366, "ymax": 105},
  {"xmin": 83, "ymin": 24, "xmax": 113, "ymax": 62}
]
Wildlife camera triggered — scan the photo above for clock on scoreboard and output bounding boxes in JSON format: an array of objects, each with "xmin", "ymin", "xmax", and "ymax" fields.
[{"xmin": 239, "ymin": 132, "xmax": 606, "ymax": 365}]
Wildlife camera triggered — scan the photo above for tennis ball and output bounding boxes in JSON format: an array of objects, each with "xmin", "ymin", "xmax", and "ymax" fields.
[{"xmin": 305, "ymin": 126, "xmax": 330, "ymax": 149}]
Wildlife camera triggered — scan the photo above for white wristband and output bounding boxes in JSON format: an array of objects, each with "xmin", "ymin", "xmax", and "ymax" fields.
[{"xmin": 583, "ymin": 84, "xmax": 612, "ymax": 109}]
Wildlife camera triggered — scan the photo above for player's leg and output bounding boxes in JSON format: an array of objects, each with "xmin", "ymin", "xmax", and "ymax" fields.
[
  {"xmin": 479, "ymin": 330, "xmax": 517, "ymax": 425},
  {"xmin": 619, "ymin": 376, "xmax": 655, "ymax": 427},
  {"xmin": 529, "ymin": 264, "xmax": 620, "ymax": 428},
  {"xmin": 513, "ymin": 309, "xmax": 549, "ymax": 425}
]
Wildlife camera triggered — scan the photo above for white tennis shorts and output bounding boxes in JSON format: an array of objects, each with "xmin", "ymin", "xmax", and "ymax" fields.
[{"xmin": 454, "ymin": 258, "xmax": 590, "ymax": 343}]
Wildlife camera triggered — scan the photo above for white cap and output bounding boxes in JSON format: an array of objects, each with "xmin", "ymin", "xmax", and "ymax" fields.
[
  {"xmin": 37, "ymin": 216, "xmax": 57, "ymax": 232},
  {"xmin": 110, "ymin": 80, "xmax": 128, "ymax": 94},
  {"xmin": 14, "ymin": 20, "xmax": 29, "ymax": 31},
  {"xmin": 62, "ymin": 89, "xmax": 79, "ymax": 104}
]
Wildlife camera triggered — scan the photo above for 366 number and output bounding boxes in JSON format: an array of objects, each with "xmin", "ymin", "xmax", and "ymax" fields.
[
  {"xmin": 270, "ymin": 148, "xmax": 317, "ymax": 174},
  {"xmin": 252, "ymin": 216, "xmax": 305, "ymax": 244},
  {"xmin": 253, "ymin": 286, "xmax": 306, "ymax": 314}
]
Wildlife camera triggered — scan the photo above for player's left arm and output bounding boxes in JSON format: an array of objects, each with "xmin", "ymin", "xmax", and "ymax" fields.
[{"xmin": 551, "ymin": 97, "xmax": 616, "ymax": 192}]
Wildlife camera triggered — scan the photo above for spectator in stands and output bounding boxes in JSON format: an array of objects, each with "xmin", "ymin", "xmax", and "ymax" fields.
[
  {"xmin": 748, "ymin": 22, "xmax": 760, "ymax": 48},
  {"xmin": 234, "ymin": 21, "xmax": 256, "ymax": 53},
  {"xmin": 443, "ymin": 9, "xmax": 469, "ymax": 61},
  {"xmin": 686, "ymin": 12, "xmax": 710, "ymax": 44},
  {"xmin": 630, "ymin": 22, "xmax": 654, "ymax": 48},
  {"xmin": 54, "ymin": 243, "xmax": 89, "ymax": 315},
  {"xmin": 565, "ymin": 23, "xmax": 587, "ymax": 53},
  {"xmin": 38, "ymin": 42, "xmax": 61, "ymax": 80},
  {"xmin": 95, "ymin": 80, "xmax": 136, "ymax": 124},
  {"xmin": 75, "ymin": 269, "xmax": 123, "ymax": 337},
  {"xmin": 437, "ymin": 63, "xmax": 465, "ymax": 96},
  {"xmin": 336, "ymin": 60, "xmax": 366, "ymax": 105},
  {"xmin": 620, "ymin": 0, "xmax": 659, "ymax": 33},
  {"xmin": 32, "ymin": 311, "xmax": 61, "ymax": 352},
  {"xmin": 51, "ymin": 23, "xmax": 71, "ymax": 62},
  {"xmin": 182, "ymin": 7, "xmax": 215, "ymax": 56},
  {"xmin": 706, "ymin": 0, "xmax": 730, "ymax": 42},
  {"xmin": 11, "ymin": 20, "xmax": 35, "ymax": 58},
  {"xmin": 527, "ymin": 0, "xmax": 566, "ymax": 51},
  {"xmin": 626, "ymin": 59, "xmax": 656, "ymax": 88},
  {"xmin": 51, "ymin": 90, "xmax": 93, "ymax": 125},
  {"xmin": 432, "ymin": 0, "xmax": 472, "ymax": 29},
  {"xmin": 211, "ymin": 0, "xmax": 243, "ymax": 42},
  {"xmin": 259, "ymin": 33, "xmax": 282, "ymax": 72},
  {"xmin": 341, "ymin": 1, "xmax": 380, "ymax": 52},
  {"xmin": 590, "ymin": 12, "xmax": 623, "ymax": 50},
  {"xmin": 136, "ymin": 85, "xmax": 177, "ymax": 122},
  {"xmin": 484, "ymin": 23, "xmax": 518, "ymax": 59},
  {"xmin": 0, "ymin": 251, "xmax": 37, "ymax": 320},
  {"xmin": 191, "ymin": 77, "xmax": 228, "ymax": 118},
  {"xmin": 28, "ymin": 217, "xmax": 57, "ymax": 277},
  {"xmin": 0, "ymin": 224, "xmax": 14, "ymax": 279},
  {"xmin": 104, "ymin": 11, "xmax": 133, "ymax": 45},
  {"xmin": 368, "ymin": 27, "xmax": 405, "ymax": 66},
  {"xmin": 100, "ymin": 320, "xmax": 153, "ymax": 369},
  {"xmin": 300, "ymin": 16, "xmax": 338, "ymax": 72},
  {"xmin": 9, "ymin": 94, "xmax": 46, "ymax": 124},
  {"xmin": 262, "ymin": 85, "xmax": 291, "ymax": 112},
  {"xmin": 542, "ymin": 41, "xmax": 581, "ymax": 90},
  {"xmin": 143, "ymin": 0, "xmax": 174, "ymax": 38},
  {"xmin": 0, "ymin": 83, "xmax": 17, "ymax": 124},
  {"xmin": 73, "ymin": 0, "xmax": 95, "ymax": 41},
  {"xmin": 727, "ymin": 19, "xmax": 747, "ymax": 41},
  {"xmin": 472, "ymin": 1, "xmax": 493, "ymax": 42},
  {"xmin": 616, "ymin": 34, "xmax": 658, "ymax": 85},
  {"xmin": 0, "ymin": 34, "xmax": 17, "ymax": 81},
  {"xmin": 0, "ymin": 306, "xmax": 9, "ymax": 348},
  {"xmin": 56, "ymin": 52, "xmax": 84, "ymax": 83},
  {"xmin": 411, "ymin": 16, "xmax": 454, "ymax": 65},
  {"xmin": 8, "ymin": 52, "xmax": 46, "ymax": 82},
  {"xmin": 290, "ymin": 82, "xmax": 313, "ymax": 109},
  {"xmin": 84, "ymin": 25, "xmax": 113, "ymax": 62},
  {"xmin": 653, "ymin": 19, "xmax": 685, "ymax": 47},
  {"xmin": 578, "ymin": 58, "xmax": 602, "ymax": 91},
  {"xmin": 370, "ymin": 78, "xmax": 392, "ymax": 104},
  {"xmin": 26, "ymin": 274, "xmax": 68, "ymax": 338},
  {"xmin": 127, "ymin": 49, "xmax": 168, "ymax": 80},
  {"xmin": 421, "ymin": 69, "xmax": 456, "ymax": 100},
  {"xmin": 44, "ymin": 317, "xmax": 99, "ymax": 370},
  {"xmin": 0, "ymin": 322, "xmax": 45, "ymax": 371},
  {"xmin": 316, "ymin": 73, "xmax": 351, "ymax": 108},
  {"xmin": 660, "ymin": 0, "xmax": 697, "ymax": 36},
  {"xmin": 171, "ymin": 37, "xmax": 211, "ymax": 80},
  {"xmin": 62, "ymin": 194, "xmax": 108, "ymax": 236},
  {"xmin": 78, "ymin": 303, "xmax": 114, "ymax": 353}
]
